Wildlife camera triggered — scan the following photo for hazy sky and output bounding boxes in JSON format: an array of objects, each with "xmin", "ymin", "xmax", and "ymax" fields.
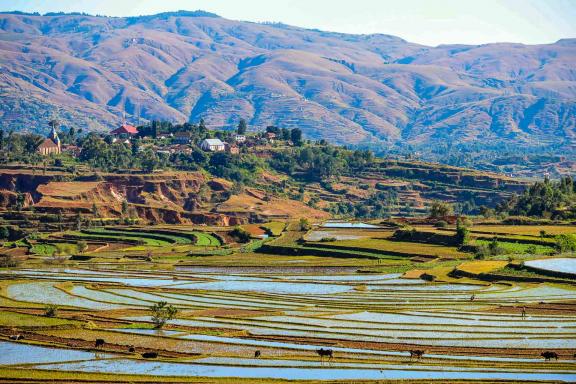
[{"xmin": 3, "ymin": 0, "xmax": 576, "ymax": 46}]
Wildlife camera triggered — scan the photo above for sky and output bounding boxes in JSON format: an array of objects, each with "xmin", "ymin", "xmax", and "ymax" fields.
[{"xmin": 2, "ymin": 0, "xmax": 576, "ymax": 46}]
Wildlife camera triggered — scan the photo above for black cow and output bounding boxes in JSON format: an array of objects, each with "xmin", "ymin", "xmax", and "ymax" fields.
[
  {"xmin": 541, "ymin": 351, "xmax": 558, "ymax": 361},
  {"xmin": 128, "ymin": 345, "xmax": 136, "ymax": 353},
  {"xmin": 316, "ymin": 348, "xmax": 333, "ymax": 360},
  {"xmin": 9, "ymin": 334, "xmax": 24, "ymax": 341},
  {"xmin": 254, "ymin": 350, "xmax": 261, "ymax": 358},
  {"xmin": 94, "ymin": 338, "xmax": 105, "ymax": 348},
  {"xmin": 410, "ymin": 350, "xmax": 425, "ymax": 361},
  {"xmin": 142, "ymin": 352, "xmax": 158, "ymax": 359}
]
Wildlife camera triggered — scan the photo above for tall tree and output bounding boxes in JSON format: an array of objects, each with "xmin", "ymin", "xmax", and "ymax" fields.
[
  {"xmin": 290, "ymin": 128, "xmax": 303, "ymax": 146},
  {"xmin": 237, "ymin": 119, "xmax": 247, "ymax": 135}
]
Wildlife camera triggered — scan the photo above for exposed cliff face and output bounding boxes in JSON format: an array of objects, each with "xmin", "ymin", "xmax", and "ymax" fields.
[{"xmin": 0, "ymin": 170, "xmax": 324, "ymax": 224}]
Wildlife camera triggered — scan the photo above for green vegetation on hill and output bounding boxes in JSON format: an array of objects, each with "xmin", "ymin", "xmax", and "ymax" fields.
[{"xmin": 497, "ymin": 177, "xmax": 576, "ymax": 219}]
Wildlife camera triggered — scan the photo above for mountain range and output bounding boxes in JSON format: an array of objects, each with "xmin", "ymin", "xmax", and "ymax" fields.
[{"xmin": 0, "ymin": 10, "xmax": 575, "ymax": 151}]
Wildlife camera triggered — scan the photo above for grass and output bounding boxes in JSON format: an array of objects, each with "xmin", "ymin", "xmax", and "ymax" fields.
[
  {"xmin": 456, "ymin": 260, "xmax": 508, "ymax": 275},
  {"xmin": 30, "ymin": 243, "xmax": 57, "ymax": 256},
  {"xmin": 471, "ymin": 225, "xmax": 576, "ymax": 237},
  {"xmin": 67, "ymin": 231, "xmax": 170, "ymax": 246},
  {"xmin": 261, "ymin": 222, "xmax": 286, "ymax": 236},
  {"xmin": 191, "ymin": 232, "xmax": 220, "ymax": 246},
  {"xmin": 87, "ymin": 228, "xmax": 193, "ymax": 245},
  {"xmin": 306, "ymin": 238, "xmax": 469, "ymax": 259},
  {"xmin": 474, "ymin": 240, "xmax": 554, "ymax": 255},
  {"xmin": 0, "ymin": 310, "xmax": 80, "ymax": 327}
]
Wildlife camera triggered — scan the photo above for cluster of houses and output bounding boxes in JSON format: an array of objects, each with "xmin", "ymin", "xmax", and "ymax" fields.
[{"xmin": 37, "ymin": 121, "xmax": 279, "ymax": 157}]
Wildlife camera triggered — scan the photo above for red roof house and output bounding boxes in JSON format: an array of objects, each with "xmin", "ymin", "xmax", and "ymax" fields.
[{"xmin": 110, "ymin": 124, "xmax": 138, "ymax": 136}]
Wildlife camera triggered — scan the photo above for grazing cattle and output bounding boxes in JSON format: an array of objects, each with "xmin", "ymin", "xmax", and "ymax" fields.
[
  {"xmin": 409, "ymin": 350, "xmax": 425, "ymax": 361},
  {"xmin": 541, "ymin": 351, "xmax": 558, "ymax": 361},
  {"xmin": 9, "ymin": 334, "xmax": 23, "ymax": 341},
  {"xmin": 128, "ymin": 346, "xmax": 136, "ymax": 353},
  {"xmin": 94, "ymin": 338, "xmax": 105, "ymax": 348},
  {"xmin": 254, "ymin": 350, "xmax": 261, "ymax": 358},
  {"xmin": 142, "ymin": 352, "xmax": 158, "ymax": 359},
  {"xmin": 316, "ymin": 348, "xmax": 333, "ymax": 360}
]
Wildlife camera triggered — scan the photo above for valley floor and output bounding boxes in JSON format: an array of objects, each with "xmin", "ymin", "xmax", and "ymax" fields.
[{"xmin": 0, "ymin": 221, "xmax": 575, "ymax": 383}]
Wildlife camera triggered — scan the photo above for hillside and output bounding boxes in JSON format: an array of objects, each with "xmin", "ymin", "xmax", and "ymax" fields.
[{"xmin": 0, "ymin": 11, "xmax": 575, "ymax": 156}]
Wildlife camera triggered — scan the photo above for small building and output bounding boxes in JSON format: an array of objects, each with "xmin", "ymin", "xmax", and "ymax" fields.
[
  {"xmin": 265, "ymin": 132, "xmax": 276, "ymax": 142},
  {"xmin": 37, "ymin": 126, "xmax": 61, "ymax": 155},
  {"xmin": 200, "ymin": 138, "xmax": 225, "ymax": 152},
  {"xmin": 173, "ymin": 131, "xmax": 192, "ymax": 144},
  {"xmin": 61, "ymin": 144, "xmax": 81, "ymax": 158},
  {"xmin": 226, "ymin": 143, "xmax": 240, "ymax": 154},
  {"xmin": 110, "ymin": 123, "xmax": 138, "ymax": 137},
  {"xmin": 235, "ymin": 134, "xmax": 246, "ymax": 143}
]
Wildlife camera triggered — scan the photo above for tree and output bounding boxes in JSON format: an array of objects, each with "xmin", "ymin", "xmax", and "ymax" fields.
[
  {"xmin": 230, "ymin": 226, "xmax": 251, "ymax": 243},
  {"xmin": 237, "ymin": 119, "xmax": 247, "ymax": 135},
  {"xmin": 45, "ymin": 304, "xmax": 58, "ymax": 317},
  {"xmin": 290, "ymin": 128, "xmax": 303, "ymax": 146},
  {"xmin": 298, "ymin": 218, "xmax": 311, "ymax": 231},
  {"xmin": 455, "ymin": 218, "xmax": 470, "ymax": 246},
  {"xmin": 121, "ymin": 200, "xmax": 129, "ymax": 216},
  {"xmin": 150, "ymin": 301, "xmax": 178, "ymax": 328},
  {"xmin": 429, "ymin": 201, "xmax": 453, "ymax": 219},
  {"xmin": 48, "ymin": 119, "xmax": 60, "ymax": 131},
  {"xmin": 0, "ymin": 226, "xmax": 9, "ymax": 240},
  {"xmin": 555, "ymin": 234, "xmax": 576, "ymax": 253},
  {"xmin": 77, "ymin": 240, "xmax": 88, "ymax": 253}
]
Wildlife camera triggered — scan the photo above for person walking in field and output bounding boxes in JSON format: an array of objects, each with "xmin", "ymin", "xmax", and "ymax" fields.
[{"xmin": 521, "ymin": 306, "xmax": 526, "ymax": 319}]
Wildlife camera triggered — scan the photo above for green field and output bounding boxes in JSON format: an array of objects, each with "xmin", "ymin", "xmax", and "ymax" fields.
[{"xmin": 474, "ymin": 239, "xmax": 555, "ymax": 255}]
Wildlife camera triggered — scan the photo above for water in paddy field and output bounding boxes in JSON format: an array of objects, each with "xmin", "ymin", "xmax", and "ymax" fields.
[
  {"xmin": 524, "ymin": 258, "xmax": 576, "ymax": 275},
  {"xmin": 29, "ymin": 358, "xmax": 576, "ymax": 381},
  {"xmin": 2, "ymin": 267, "xmax": 576, "ymax": 380},
  {"xmin": 321, "ymin": 221, "xmax": 381, "ymax": 228}
]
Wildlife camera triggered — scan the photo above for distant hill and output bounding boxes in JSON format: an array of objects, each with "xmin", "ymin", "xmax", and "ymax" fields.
[{"xmin": 0, "ymin": 11, "xmax": 575, "ymax": 153}]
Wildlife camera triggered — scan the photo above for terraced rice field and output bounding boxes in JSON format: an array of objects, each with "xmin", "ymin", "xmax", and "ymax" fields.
[
  {"xmin": 1, "ymin": 266, "xmax": 575, "ymax": 381},
  {"xmin": 61, "ymin": 227, "xmax": 220, "ymax": 247}
]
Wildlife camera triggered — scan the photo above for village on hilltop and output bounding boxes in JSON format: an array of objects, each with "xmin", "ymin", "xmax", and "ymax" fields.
[{"xmin": 36, "ymin": 117, "xmax": 302, "ymax": 160}]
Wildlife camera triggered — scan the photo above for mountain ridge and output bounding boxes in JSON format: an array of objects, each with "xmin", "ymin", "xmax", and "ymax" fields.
[{"xmin": 0, "ymin": 11, "xmax": 574, "ymax": 151}]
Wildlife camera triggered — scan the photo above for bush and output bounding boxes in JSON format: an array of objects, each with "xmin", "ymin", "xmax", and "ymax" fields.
[
  {"xmin": 229, "ymin": 227, "xmax": 251, "ymax": 243},
  {"xmin": 0, "ymin": 255, "xmax": 20, "ymax": 267},
  {"xmin": 555, "ymin": 234, "xmax": 576, "ymax": 253},
  {"xmin": 435, "ymin": 220, "xmax": 448, "ymax": 228},
  {"xmin": 45, "ymin": 304, "xmax": 58, "ymax": 317},
  {"xmin": 319, "ymin": 237, "xmax": 337, "ymax": 242},
  {"xmin": 150, "ymin": 301, "xmax": 178, "ymax": 329}
]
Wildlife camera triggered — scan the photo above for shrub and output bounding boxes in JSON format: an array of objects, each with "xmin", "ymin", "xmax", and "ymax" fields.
[
  {"xmin": 0, "ymin": 255, "xmax": 20, "ymax": 267},
  {"xmin": 435, "ymin": 220, "xmax": 448, "ymax": 228},
  {"xmin": 555, "ymin": 234, "xmax": 576, "ymax": 253},
  {"xmin": 150, "ymin": 301, "xmax": 178, "ymax": 329},
  {"xmin": 77, "ymin": 240, "xmax": 88, "ymax": 253},
  {"xmin": 298, "ymin": 218, "xmax": 311, "ymax": 231},
  {"xmin": 45, "ymin": 304, "xmax": 58, "ymax": 317},
  {"xmin": 229, "ymin": 227, "xmax": 251, "ymax": 243},
  {"xmin": 455, "ymin": 220, "xmax": 470, "ymax": 246},
  {"xmin": 319, "ymin": 237, "xmax": 337, "ymax": 242}
]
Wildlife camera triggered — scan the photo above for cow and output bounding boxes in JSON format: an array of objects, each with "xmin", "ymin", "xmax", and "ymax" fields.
[
  {"xmin": 94, "ymin": 338, "xmax": 105, "ymax": 348},
  {"xmin": 541, "ymin": 351, "xmax": 558, "ymax": 361},
  {"xmin": 409, "ymin": 350, "xmax": 425, "ymax": 361},
  {"xmin": 142, "ymin": 352, "xmax": 158, "ymax": 359},
  {"xmin": 316, "ymin": 348, "xmax": 333, "ymax": 361},
  {"xmin": 9, "ymin": 334, "xmax": 23, "ymax": 341},
  {"xmin": 128, "ymin": 345, "xmax": 136, "ymax": 353},
  {"xmin": 254, "ymin": 350, "xmax": 261, "ymax": 358}
]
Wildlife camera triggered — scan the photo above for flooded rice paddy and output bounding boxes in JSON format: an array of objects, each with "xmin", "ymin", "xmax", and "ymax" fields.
[{"xmin": 1, "ymin": 267, "xmax": 575, "ymax": 381}]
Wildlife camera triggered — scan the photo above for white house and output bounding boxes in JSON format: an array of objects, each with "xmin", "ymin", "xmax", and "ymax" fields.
[{"xmin": 200, "ymin": 138, "xmax": 225, "ymax": 152}]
